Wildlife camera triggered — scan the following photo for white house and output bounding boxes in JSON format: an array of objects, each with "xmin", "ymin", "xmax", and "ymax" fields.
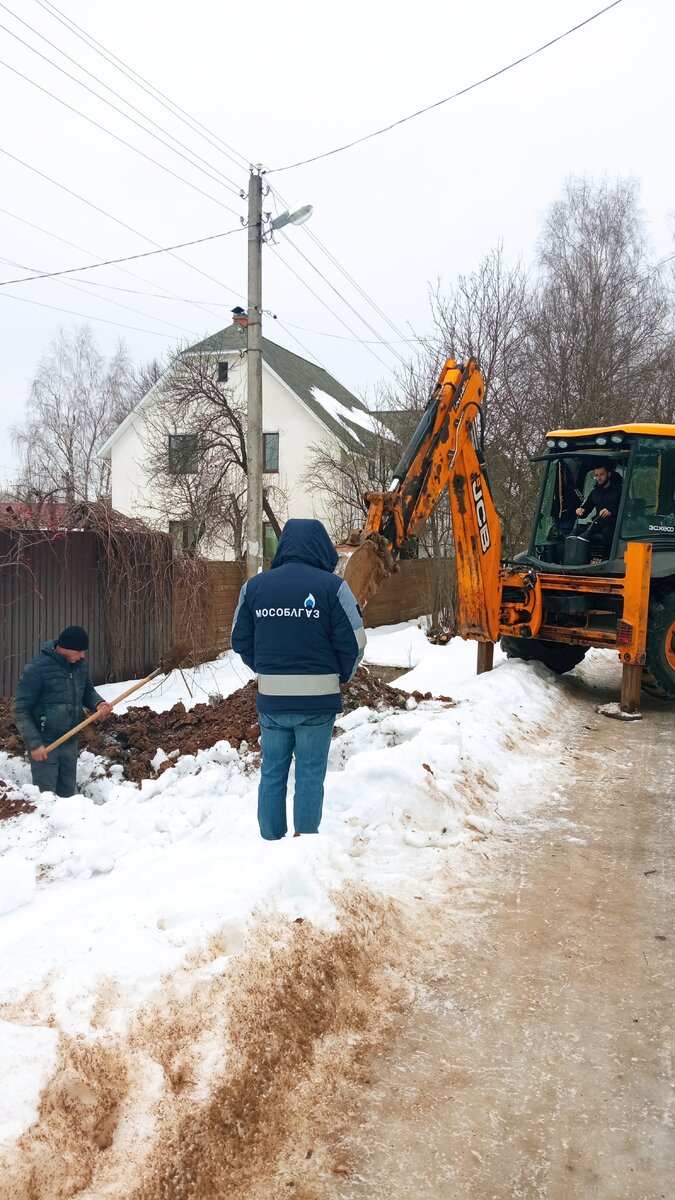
[{"xmin": 99, "ymin": 321, "xmax": 383, "ymax": 559}]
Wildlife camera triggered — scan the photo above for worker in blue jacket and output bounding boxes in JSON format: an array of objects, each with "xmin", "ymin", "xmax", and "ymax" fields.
[
  {"xmin": 231, "ymin": 519, "xmax": 366, "ymax": 840},
  {"xmin": 13, "ymin": 626, "xmax": 114, "ymax": 797}
]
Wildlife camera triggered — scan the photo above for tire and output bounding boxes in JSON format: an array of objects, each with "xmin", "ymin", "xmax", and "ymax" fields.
[
  {"xmin": 500, "ymin": 636, "xmax": 587, "ymax": 676},
  {"xmin": 645, "ymin": 591, "xmax": 675, "ymax": 700}
]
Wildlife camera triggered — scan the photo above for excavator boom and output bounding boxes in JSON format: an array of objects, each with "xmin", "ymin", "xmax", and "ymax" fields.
[{"xmin": 341, "ymin": 358, "xmax": 502, "ymax": 640}]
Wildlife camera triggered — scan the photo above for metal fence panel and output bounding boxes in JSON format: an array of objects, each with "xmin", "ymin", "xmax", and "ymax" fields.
[{"xmin": 0, "ymin": 531, "xmax": 171, "ymax": 695}]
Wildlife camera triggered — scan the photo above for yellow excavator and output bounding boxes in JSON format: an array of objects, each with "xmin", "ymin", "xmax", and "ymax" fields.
[{"xmin": 340, "ymin": 358, "xmax": 675, "ymax": 712}]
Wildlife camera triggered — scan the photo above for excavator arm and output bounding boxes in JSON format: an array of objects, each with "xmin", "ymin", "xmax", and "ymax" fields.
[{"xmin": 340, "ymin": 358, "xmax": 502, "ymax": 641}]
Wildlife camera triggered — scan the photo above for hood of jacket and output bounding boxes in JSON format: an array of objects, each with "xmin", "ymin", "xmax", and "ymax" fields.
[
  {"xmin": 271, "ymin": 519, "xmax": 339, "ymax": 573},
  {"xmin": 40, "ymin": 641, "xmax": 85, "ymax": 670}
]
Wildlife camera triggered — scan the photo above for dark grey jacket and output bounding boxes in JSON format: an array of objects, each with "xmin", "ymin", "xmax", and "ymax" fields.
[{"xmin": 13, "ymin": 641, "xmax": 104, "ymax": 751}]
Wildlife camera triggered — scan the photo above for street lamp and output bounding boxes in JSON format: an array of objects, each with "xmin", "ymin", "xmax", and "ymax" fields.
[
  {"xmin": 269, "ymin": 204, "xmax": 314, "ymax": 232},
  {"xmin": 245, "ymin": 171, "xmax": 311, "ymax": 579}
]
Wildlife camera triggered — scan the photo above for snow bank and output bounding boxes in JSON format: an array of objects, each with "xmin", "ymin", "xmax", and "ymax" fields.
[
  {"xmin": 0, "ymin": 852, "xmax": 35, "ymax": 916},
  {"xmin": 0, "ymin": 626, "xmax": 569, "ymax": 1149}
]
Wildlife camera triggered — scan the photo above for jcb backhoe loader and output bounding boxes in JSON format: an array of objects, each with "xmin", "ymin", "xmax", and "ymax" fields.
[{"xmin": 340, "ymin": 358, "xmax": 675, "ymax": 712}]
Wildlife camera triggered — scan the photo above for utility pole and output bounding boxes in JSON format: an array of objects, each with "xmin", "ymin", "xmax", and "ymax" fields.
[{"xmin": 246, "ymin": 168, "xmax": 263, "ymax": 579}]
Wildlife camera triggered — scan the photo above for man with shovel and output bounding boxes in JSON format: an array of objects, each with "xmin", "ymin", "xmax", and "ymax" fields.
[{"xmin": 13, "ymin": 626, "xmax": 114, "ymax": 798}]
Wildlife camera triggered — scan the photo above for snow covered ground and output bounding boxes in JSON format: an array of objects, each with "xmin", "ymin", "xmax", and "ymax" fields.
[{"xmin": 0, "ymin": 622, "xmax": 571, "ymax": 1175}]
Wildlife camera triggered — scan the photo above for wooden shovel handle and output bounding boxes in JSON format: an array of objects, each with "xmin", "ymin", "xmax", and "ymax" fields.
[{"xmin": 43, "ymin": 667, "xmax": 163, "ymax": 754}]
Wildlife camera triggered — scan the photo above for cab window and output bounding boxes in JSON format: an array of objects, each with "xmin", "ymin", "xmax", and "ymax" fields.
[
  {"xmin": 621, "ymin": 439, "xmax": 675, "ymax": 538},
  {"xmin": 533, "ymin": 458, "xmax": 585, "ymax": 546}
]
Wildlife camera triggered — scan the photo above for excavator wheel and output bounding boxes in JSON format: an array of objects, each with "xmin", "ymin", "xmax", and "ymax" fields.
[
  {"xmin": 644, "ymin": 591, "xmax": 675, "ymax": 700},
  {"xmin": 500, "ymin": 636, "xmax": 587, "ymax": 676}
]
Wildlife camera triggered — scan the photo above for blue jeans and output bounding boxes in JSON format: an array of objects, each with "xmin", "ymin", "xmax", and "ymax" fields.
[{"xmin": 258, "ymin": 712, "xmax": 335, "ymax": 840}]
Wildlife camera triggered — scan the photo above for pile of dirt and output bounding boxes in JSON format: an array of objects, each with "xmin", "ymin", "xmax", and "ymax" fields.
[
  {"xmin": 0, "ymin": 781, "xmax": 36, "ymax": 819},
  {"xmin": 0, "ymin": 669, "xmax": 452, "ymax": 788}
]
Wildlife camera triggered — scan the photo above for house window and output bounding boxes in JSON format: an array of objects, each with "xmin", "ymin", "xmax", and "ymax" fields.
[
  {"xmin": 263, "ymin": 521, "xmax": 278, "ymax": 560},
  {"xmin": 169, "ymin": 519, "xmax": 201, "ymax": 552},
  {"xmin": 168, "ymin": 433, "xmax": 198, "ymax": 474},
  {"xmin": 263, "ymin": 431, "xmax": 279, "ymax": 473},
  {"xmin": 217, "ymin": 360, "xmax": 229, "ymax": 383}
]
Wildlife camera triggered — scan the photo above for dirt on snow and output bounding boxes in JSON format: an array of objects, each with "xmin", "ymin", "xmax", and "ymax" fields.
[{"xmin": 0, "ymin": 668, "xmax": 452, "ymax": 794}]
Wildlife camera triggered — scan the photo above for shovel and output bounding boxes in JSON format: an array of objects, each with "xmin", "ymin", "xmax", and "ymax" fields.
[{"xmin": 43, "ymin": 642, "xmax": 190, "ymax": 754}]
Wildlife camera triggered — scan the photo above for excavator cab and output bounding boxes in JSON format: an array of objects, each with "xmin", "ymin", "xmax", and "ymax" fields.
[
  {"xmin": 501, "ymin": 426, "xmax": 675, "ymax": 703},
  {"xmin": 528, "ymin": 428, "xmax": 675, "ymax": 575}
]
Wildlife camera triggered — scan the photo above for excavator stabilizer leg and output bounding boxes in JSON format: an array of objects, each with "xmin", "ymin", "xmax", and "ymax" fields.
[{"xmin": 477, "ymin": 642, "xmax": 495, "ymax": 674}]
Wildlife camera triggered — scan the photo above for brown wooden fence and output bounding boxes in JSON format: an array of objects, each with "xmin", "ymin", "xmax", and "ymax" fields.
[
  {"xmin": 177, "ymin": 557, "xmax": 448, "ymax": 663},
  {"xmin": 361, "ymin": 558, "xmax": 451, "ymax": 628},
  {"xmin": 174, "ymin": 560, "xmax": 246, "ymax": 664},
  {"xmin": 0, "ymin": 530, "xmax": 172, "ymax": 695}
]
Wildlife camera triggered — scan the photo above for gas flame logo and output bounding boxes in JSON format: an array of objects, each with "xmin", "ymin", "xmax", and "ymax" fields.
[{"xmin": 304, "ymin": 593, "xmax": 316, "ymax": 610}]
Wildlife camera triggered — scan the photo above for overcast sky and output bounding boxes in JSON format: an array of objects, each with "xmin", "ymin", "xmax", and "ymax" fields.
[{"xmin": 0, "ymin": 0, "xmax": 673, "ymax": 486}]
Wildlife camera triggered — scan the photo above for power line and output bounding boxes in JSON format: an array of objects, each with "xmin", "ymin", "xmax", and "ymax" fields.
[
  {"xmin": 67, "ymin": 280, "xmax": 234, "ymax": 302},
  {"xmin": 34, "ymin": 0, "xmax": 250, "ymax": 174},
  {"xmin": 283, "ymin": 321, "xmax": 422, "ymax": 345},
  {"xmin": 270, "ymin": 0, "xmax": 624, "ymax": 173},
  {"xmin": 280, "ymin": 234, "xmax": 410, "ymax": 368},
  {"xmin": 0, "ymin": 56, "xmax": 244, "ymax": 217},
  {"xmin": 272, "ymin": 318, "xmax": 333, "ymax": 374},
  {"xmin": 0, "ymin": 239, "xmax": 417, "ymax": 339},
  {"xmin": 0, "ymin": 203, "xmax": 241, "ymax": 309},
  {"xmin": 269, "ymin": 182, "xmax": 409, "ymax": 343},
  {"xmin": 0, "ymin": 146, "xmax": 243, "ymax": 313},
  {"xmin": 18, "ymin": 1, "xmax": 412, "ymax": 362},
  {"xmin": 269, "ymin": 245, "xmax": 398, "ymax": 376},
  {"xmin": 0, "ymin": 6, "xmax": 245, "ymax": 197},
  {"xmin": 0, "ymin": 224, "xmax": 245, "ymax": 287},
  {"xmin": 0, "ymin": 288, "xmax": 188, "ymax": 337},
  {"xmin": 0, "ymin": 253, "xmax": 199, "ymax": 335}
]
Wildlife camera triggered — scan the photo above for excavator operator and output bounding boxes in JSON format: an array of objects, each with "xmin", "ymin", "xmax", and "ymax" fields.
[{"xmin": 575, "ymin": 460, "xmax": 623, "ymax": 559}]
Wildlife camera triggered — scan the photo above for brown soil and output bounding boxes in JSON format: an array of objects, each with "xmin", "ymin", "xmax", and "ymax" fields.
[
  {"xmin": 0, "ymin": 781, "xmax": 36, "ymax": 819},
  {"xmin": 0, "ymin": 669, "xmax": 452, "ymax": 790}
]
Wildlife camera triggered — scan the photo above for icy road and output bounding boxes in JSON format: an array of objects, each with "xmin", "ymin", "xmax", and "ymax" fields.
[{"xmin": 327, "ymin": 655, "xmax": 674, "ymax": 1200}]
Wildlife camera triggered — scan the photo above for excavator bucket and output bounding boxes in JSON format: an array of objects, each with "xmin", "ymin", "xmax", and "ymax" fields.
[{"xmin": 335, "ymin": 538, "xmax": 394, "ymax": 608}]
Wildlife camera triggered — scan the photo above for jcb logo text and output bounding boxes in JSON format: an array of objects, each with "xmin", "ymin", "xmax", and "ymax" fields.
[{"xmin": 472, "ymin": 479, "xmax": 491, "ymax": 553}]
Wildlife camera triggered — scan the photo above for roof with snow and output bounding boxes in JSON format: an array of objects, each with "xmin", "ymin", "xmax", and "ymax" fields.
[{"xmin": 188, "ymin": 324, "xmax": 384, "ymax": 455}]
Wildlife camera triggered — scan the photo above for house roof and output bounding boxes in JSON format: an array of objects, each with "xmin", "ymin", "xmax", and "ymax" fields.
[
  {"xmin": 187, "ymin": 324, "xmax": 383, "ymax": 455},
  {"xmin": 100, "ymin": 325, "xmax": 385, "ymax": 460},
  {"xmin": 0, "ymin": 499, "xmax": 169, "ymax": 541}
]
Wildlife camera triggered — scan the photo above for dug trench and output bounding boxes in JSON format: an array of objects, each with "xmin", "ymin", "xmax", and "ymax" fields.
[{"xmin": 0, "ymin": 668, "xmax": 448, "ymax": 792}]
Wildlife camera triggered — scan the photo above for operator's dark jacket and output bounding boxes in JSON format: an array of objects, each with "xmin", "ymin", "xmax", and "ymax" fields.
[
  {"xmin": 579, "ymin": 474, "xmax": 623, "ymax": 523},
  {"xmin": 13, "ymin": 642, "xmax": 104, "ymax": 752},
  {"xmin": 231, "ymin": 519, "xmax": 366, "ymax": 714}
]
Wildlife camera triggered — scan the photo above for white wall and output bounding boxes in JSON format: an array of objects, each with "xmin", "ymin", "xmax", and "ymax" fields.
[
  {"xmin": 259, "ymin": 361, "xmax": 337, "ymax": 528},
  {"xmin": 105, "ymin": 351, "xmax": 343, "ymax": 560}
]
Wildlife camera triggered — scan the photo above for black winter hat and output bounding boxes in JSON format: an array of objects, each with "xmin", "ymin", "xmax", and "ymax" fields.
[{"xmin": 57, "ymin": 625, "xmax": 89, "ymax": 650}]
